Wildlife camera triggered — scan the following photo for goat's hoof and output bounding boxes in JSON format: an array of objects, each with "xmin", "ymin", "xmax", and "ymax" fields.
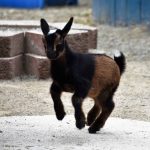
[
  {"xmin": 76, "ymin": 120, "xmax": 85, "ymax": 129},
  {"xmin": 88, "ymin": 126, "xmax": 100, "ymax": 134},
  {"xmin": 56, "ymin": 111, "xmax": 66, "ymax": 120}
]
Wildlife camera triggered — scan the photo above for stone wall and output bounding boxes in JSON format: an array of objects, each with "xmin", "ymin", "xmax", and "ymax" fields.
[{"xmin": 0, "ymin": 20, "xmax": 97, "ymax": 79}]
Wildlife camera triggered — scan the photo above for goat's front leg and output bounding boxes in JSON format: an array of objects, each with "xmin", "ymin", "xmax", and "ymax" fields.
[
  {"xmin": 72, "ymin": 93, "xmax": 86, "ymax": 130},
  {"xmin": 50, "ymin": 82, "xmax": 66, "ymax": 120}
]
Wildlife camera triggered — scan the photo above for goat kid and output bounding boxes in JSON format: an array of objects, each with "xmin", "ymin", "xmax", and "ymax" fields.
[{"xmin": 40, "ymin": 17, "xmax": 126, "ymax": 134}]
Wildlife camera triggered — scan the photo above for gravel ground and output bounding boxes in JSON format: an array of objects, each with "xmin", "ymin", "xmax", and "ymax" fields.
[
  {"xmin": 0, "ymin": 6, "xmax": 93, "ymax": 25},
  {"xmin": 0, "ymin": 6, "xmax": 150, "ymax": 122},
  {"xmin": 1, "ymin": 116, "xmax": 150, "ymax": 150}
]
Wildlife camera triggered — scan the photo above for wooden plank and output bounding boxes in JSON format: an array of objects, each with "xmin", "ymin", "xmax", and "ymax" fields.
[
  {"xmin": 115, "ymin": 0, "xmax": 127, "ymax": 26},
  {"xmin": 92, "ymin": 0, "xmax": 100, "ymax": 22},
  {"xmin": 109, "ymin": 0, "xmax": 116, "ymax": 25},
  {"xmin": 92, "ymin": 0, "xmax": 150, "ymax": 26},
  {"xmin": 141, "ymin": 0, "xmax": 150, "ymax": 24},
  {"xmin": 99, "ymin": 0, "xmax": 109, "ymax": 23},
  {"xmin": 127, "ymin": 0, "xmax": 141, "ymax": 25},
  {"xmin": 95, "ymin": 0, "xmax": 111, "ymax": 24}
]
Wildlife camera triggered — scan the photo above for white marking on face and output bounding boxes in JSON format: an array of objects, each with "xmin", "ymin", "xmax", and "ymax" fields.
[
  {"xmin": 48, "ymin": 29, "xmax": 56, "ymax": 34},
  {"xmin": 53, "ymin": 34, "xmax": 61, "ymax": 52},
  {"xmin": 53, "ymin": 48, "xmax": 57, "ymax": 52}
]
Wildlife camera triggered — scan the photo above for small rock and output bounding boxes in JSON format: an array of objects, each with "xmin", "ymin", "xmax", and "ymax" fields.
[{"xmin": 0, "ymin": 130, "xmax": 3, "ymax": 133}]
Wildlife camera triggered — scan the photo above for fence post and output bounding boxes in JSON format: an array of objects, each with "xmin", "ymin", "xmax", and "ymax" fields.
[
  {"xmin": 141, "ymin": 0, "xmax": 150, "ymax": 24},
  {"xmin": 127, "ymin": 0, "xmax": 141, "ymax": 25}
]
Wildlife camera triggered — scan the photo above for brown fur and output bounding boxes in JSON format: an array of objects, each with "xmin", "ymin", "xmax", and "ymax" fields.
[
  {"xmin": 88, "ymin": 55, "xmax": 120, "ymax": 99},
  {"xmin": 87, "ymin": 55, "xmax": 121, "ymax": 133},
  {"xmin": 40, "ymin": 17, "xmax": 126, "ymax": 133}
]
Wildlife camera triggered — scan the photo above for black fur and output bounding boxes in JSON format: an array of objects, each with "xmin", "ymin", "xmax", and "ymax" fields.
[
  {"xmin": 40, "ymin": 18, "xmax": 49, "ymax": 35},
  {"xmin": 40, "ymin": 17, "xmax": 126, "ymax": 133},
  {"xmin": 114, "ymin": 52, "xmax": 126, "ymax": 75},
  {"xmin": 50, "ymin": 41, "xmax": 95, "ymax": 129},
  {"xmin": 51, "ymin": 41, "xmax": 95, "ymax": 98}
]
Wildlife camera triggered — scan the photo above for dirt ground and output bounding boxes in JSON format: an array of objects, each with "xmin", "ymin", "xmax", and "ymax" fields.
[
  {"xmin": 0, "ymin": 6, "xmax": 150, "ymax": 122},
  {"xmin": 1, "ymin": 116, "xmax": 150, "ymax": 150}
]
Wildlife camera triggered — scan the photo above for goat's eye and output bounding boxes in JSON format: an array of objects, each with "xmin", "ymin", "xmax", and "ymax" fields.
[
  {"xmin": 58, "ymin": 37, "xmax": 63, "ymax": 43},
  {"xmin": 56, "ymin": 43, "xmax": 63, "ymax": 51}
]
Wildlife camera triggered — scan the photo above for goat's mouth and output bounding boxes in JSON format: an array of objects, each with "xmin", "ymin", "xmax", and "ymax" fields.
[{"xmin": 47, "ymin": 51, "xmax": 58, "ymax": 60}]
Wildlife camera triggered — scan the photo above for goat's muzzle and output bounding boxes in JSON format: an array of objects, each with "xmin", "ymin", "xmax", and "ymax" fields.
[{"xmin": 47, "ymin": 51, "xmax": 58, "ymax": 60}]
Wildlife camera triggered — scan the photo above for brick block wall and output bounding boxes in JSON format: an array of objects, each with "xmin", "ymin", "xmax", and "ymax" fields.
[
  {"xmin": 25, "ymin": 29, "xmax": 89, "ymax": 56},
  {"xmin": 0, "ymin": 31, "xmax": 24, "ymax": 79},
  {"xmin": 50, "ymin": 22, "xmax": 97, "ymax": 49},
  {"xmin": 66, "ymin": 31, "xmax": 89, "ymax": 53},
  {"xmin": 25, "ymin": 54, "xmax": 50, "ymax": 79},
  {"xmin": 0, "ymin": 55, "xmax": 23, "ymax": 79},
  {"xmin": 0, "ymin": 20, "xmax": 97, "ymax": 79},
  {"xmin": 0, "ymin": 32, "xmax": 24, "ymax": 57},
  {"xmin": 25, "ymin": 31, "xmax": 45, "ymax": 56}
]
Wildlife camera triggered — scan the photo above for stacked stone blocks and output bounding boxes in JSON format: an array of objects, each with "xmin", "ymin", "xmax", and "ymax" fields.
[{"xmin": 0, "ymin": 21, "xmax": 97, "ymax": 79}]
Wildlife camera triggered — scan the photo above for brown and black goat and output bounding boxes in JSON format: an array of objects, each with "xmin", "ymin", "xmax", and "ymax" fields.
[{"xmin": 40, "ymin": 17, "xmax": 126, "ymax": 134}]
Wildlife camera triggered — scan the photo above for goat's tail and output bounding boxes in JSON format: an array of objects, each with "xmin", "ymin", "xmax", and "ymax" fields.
[{"xmin": 114, "ymin": 51, "xmax": 126, "ymax": 75}]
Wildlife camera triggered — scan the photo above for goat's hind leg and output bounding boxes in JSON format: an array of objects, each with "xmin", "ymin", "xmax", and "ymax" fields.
[
  {"xmin": 87, "ymin": 100, "xmax": 101, "ymax": 126},
  {"xmin": 50, "ymin": 82, "xmax": 66, "ymax": 120},
  {"xmin": 88, "ymin": 94, "xmax": 115, "ymax": 134}
]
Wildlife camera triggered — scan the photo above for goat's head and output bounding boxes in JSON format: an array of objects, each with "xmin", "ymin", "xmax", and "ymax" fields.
[{"xmin": 40, "ymin": 17, "xmax": 73, "ymax": 60}]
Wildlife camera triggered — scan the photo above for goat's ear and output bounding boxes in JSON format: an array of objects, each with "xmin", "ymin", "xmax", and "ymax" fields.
[
  {"xmin": 40, "ymin": 18, "xmax": 50, "ymax": 35},
  {"xmin": 61, "ymin": 17, "xmax": 73, "ymax": 37}
]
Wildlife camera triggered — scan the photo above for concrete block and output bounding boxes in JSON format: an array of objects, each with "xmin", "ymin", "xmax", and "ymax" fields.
[
  {"xmin": 25, "ymin": 53, "xmax": 50, "ymax": 79},
  {"xmin": 70, "ymin": 23, "xmax": 97, "ymax": 49},
  {"xmin": 25, "ymin": 31, "xmax": 45, "ymax": 56},
  {"xmin": 0, "ymin": 20, "xmax": 97, "ymax": 52},
  {"xmin": 25, "ymin": 29, "xmax": 89, "ymax": 56},
  {"xmin": 66, "ymin": 31, "xmax": 89, "ymax": 53},
  {"xmin": 0, "ymin": 55, "xmax": 23, "ymax": 79},
  {"xmin": 0, "ymin": 20, "xmax": 98, "ymax": 80},
  {"xmin": 50, "ymin": 22, "xmax": 97, "ymax": 49},
  {"xmin": 0, "ymin": 31, "xmax": 24, "ymax": 57},
  {"xmin": 87, "ymin": 29, "xmax": 97, "ymax": 49},
  {"xmin": 0, "ymin": 20, "xmax": 40, "ymax": 29}
]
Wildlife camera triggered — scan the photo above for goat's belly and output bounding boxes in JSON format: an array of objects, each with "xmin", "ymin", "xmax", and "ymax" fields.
[{"xmin": 63, "ymin": 84, "xmax": 74, "ymax": 93}]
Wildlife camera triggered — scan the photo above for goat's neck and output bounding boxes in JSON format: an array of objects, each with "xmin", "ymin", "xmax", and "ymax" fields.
[{"xmin": 64, "ymin": 40, "xmax": 74, "ymax": 59}]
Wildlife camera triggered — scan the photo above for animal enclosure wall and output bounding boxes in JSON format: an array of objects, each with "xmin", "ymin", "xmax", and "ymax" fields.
[
  {"xmin": 92, "ymin": 0, "xmax": 150, "ymax": 26},
  {"xmin": 0, "ymin": 21, "xmax": 97, "ymax": 79}
]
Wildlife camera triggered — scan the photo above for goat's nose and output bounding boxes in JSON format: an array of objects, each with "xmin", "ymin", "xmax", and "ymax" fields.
[{"xmin": 47, "ymin": 51, "xmax": 57, "ymax": 59}]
